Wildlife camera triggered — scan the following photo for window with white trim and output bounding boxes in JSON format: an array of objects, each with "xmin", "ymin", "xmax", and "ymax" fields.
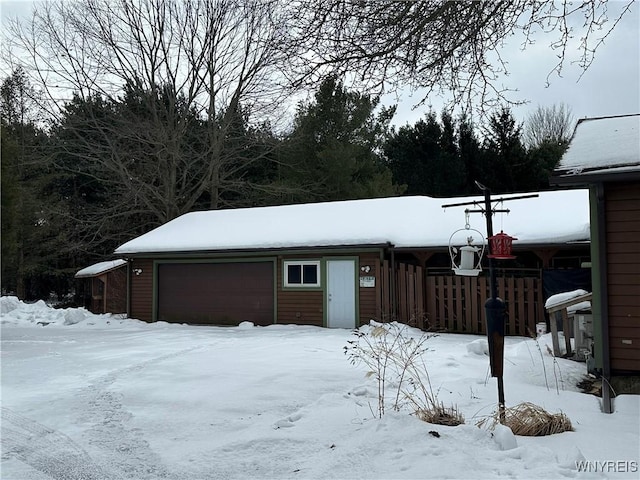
[{"xmin": 284, "ymin": 260, "xmax": 321, "ymax": 287}]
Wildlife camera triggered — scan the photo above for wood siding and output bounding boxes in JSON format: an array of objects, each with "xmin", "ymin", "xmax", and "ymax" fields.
[
  {"xmin": 129, "ymin": 252, "xmax": 378, "ymax": 327},
  {"xmin": 130, "ymin": 259, "xmax": 153, "ymax": 322},
  {"xmin": 277, "ymin": 254, "xmax": 325, "ymax": 326},
  {"xmin": 606, "ymin": 182, "xmax": 640, "ymax": 372},
  {"xmin": 105, "ymin": 267, "xmax": 127, "ymax": 313},
  {"xmin": 358, "ymin": 253, "xmax": 379, "ymax": 326},
  {"xmin": 276, "ymin": 252, "xmax": 378, "ymax": 327}
]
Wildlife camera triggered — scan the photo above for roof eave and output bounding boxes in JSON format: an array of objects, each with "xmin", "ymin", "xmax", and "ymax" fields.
[
  {"xmin": 116, "ymin": 243, "xmax": 393, "ymax": 259},
  {"xmin": 551, "ymin": 169, "xmax": 640, "ymax": 186},
  {"xmin": 74, "ymin": 264, "xmax": 128, "ymax": 279}
]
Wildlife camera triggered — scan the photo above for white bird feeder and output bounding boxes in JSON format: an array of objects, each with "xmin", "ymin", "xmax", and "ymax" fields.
[{"xmin": 448, "ymin": 222, "xmax": 485, "ymax": 277}]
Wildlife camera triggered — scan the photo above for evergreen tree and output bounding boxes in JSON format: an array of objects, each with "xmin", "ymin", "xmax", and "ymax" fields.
[
  {"xmin": 482, "ymin": 107, "xmax": 528, "ymax": 193},
  {"xmin": 525, "ymin": 139, "xmax": 568, "ymax": 190},
  {"xmin": 385, "ymin": 111, "xmax": 466, "ymax": 197},
  {"xmin": 2, "ymin": 70, "xmax": 41, "ymax": 297},
  {"xmin": 457, "ymin": 114, "xmax": 483, "ymax": 193},
  {"xmin": 281, "ymin": 77, "xmax": 403, "ymax": 203}
]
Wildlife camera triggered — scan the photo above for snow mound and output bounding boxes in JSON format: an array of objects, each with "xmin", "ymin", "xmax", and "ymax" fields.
[
  {"xmin": 0, "ymin": 296, "xmax": 21, "ymax": 314},
  {"xmin": 64, "ymin": 308, "xmax": 88, "ymax": 326},
  {"xmin": 493, "ymin": 424, "xmax": 518, "ymax": 451},
  {"xmin": 466, "ymin": 338, "xmax": 489, "ymax": 356},
  {"xmin": 0, "ymin": 296, "xmax": 127, "ymax": 328},
  {"xmin": 359, "ymin": 319, "xmax": 427, "ymax": 339}
]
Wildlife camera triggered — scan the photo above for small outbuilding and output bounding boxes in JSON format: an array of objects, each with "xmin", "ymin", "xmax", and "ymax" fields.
[
  {"xmin": 551, "ymin": 113, "xmax": 640, "ymax": 412},
  {"xmin": 75, "ymin": 259, "xmax": 128, "ymax": 314},
  {"xmin": 114, "ymin": 190, "xmax": 591, "ymax": 333}
]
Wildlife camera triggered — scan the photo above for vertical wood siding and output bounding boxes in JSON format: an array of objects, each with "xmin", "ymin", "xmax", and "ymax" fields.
[
  {"xmin": 105, "ymin": 268, "xmax": 127, "ymax": 313},
  {"xmin": 606, "ymin": 182, "xmax": 640, "ymax": 372}
]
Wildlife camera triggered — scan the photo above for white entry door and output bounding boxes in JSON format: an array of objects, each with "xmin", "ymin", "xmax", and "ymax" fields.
[{"xmin": 326, "ymin": 260, "xmax": 356, "ymax": 328}]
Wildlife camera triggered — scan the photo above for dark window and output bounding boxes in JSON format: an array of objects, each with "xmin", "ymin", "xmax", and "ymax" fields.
[
  {"xmin": 287, "ymin": 264, "xmax": 302, "ymax": 284},
  {"xmin": 284, "ymin": 261, "xmax": 321, "ymax": 287},
  {"xmin": 303, "ymin": 264, "xmax": 318, "ymax": 284}
]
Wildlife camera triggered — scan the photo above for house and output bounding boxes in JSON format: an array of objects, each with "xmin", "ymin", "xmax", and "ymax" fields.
[
  {"xmin": 75, "ymin": 259, "xmax": 128, "ymax": 314},
  {"xmin": 114, "ymin": 190, "xmax": 590, "ymax": 333},
  {"xmin": 551, "ymin": 113, "xmax": 640, "ymax": 412}
]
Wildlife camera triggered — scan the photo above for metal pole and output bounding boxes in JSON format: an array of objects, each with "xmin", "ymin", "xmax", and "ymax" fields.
[{"xmin": 477, "ymin": 182, "xmax": 506, "ymax": 424}]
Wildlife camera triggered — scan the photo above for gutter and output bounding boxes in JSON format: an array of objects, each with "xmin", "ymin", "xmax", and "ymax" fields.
[{"xmin": 552, "ymin": 169, "xmax": 640, "ymax": 187}]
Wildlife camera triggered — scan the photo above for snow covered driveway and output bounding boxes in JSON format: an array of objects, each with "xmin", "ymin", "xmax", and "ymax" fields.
[{"xmin": 1, "ymin": 300, "xmax": 639, "ymax": 479}]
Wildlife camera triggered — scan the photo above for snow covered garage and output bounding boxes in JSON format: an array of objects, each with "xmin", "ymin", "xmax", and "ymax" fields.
[{"xmin": 115, "ymin": 191, "xmax": 591, "ymax": 330}]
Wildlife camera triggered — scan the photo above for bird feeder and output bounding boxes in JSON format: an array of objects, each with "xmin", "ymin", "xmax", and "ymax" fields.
[
  {"xmin": 449, "ymin": 229, "xmax": 486, "ymax": 277},
  {"xmin": 487, "ymin": 231, "xmax": 517, "ymax": 260}
]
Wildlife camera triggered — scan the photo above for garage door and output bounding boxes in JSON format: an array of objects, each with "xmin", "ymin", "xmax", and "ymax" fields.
[{"xmin": 157, "ymin": 262, "xmax": 274, "ymax": 325}]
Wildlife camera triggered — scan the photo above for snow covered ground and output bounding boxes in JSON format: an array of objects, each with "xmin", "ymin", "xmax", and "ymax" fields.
[{"xmin": 1, "ymin": 297, "xmax": 638, "ymax": 479}]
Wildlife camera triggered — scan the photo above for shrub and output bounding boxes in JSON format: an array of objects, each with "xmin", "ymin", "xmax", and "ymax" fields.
[{"xmin": 345, "ymin": 321, "xmax": 464, "ymax": 426}]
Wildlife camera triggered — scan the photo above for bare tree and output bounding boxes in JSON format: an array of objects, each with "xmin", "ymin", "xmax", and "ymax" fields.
[
  {"xmin": 2, "ymin": 0, "xmax": 295, "ymax": 229},
  {"xmin": 285, "ymin": 0, "xmax": 635, "ymax": 113},
  {"xmin": 523, "ymin": 103, "xmax": 575, "ymax": 149}
]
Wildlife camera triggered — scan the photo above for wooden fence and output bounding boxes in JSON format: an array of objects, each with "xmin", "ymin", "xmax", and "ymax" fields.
[{"xmin": 378, "ymin": 261, "xmax": 545, "ymax": 337}]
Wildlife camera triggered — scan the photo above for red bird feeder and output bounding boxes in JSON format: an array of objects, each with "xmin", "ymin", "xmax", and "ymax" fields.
[{"xmin": 487, "ymin": 231, "xmax": 517, "ymax": 260}]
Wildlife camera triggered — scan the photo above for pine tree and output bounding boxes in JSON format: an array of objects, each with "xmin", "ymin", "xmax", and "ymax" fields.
[{"xmin": 281, "ymin": 77, "xmax": 403, "ymax": 203}]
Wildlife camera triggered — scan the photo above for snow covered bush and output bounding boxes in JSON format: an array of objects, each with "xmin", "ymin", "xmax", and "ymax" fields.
[{"xmin": 344, "ymin": 321, "xmax": 464, "ymax": 425}]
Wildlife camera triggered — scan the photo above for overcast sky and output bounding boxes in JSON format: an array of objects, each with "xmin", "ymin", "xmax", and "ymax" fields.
[
  {"xmin": 2, "ymin": 0, "xmax": 639, "ymax": 128},
  {"xmin": 387, "ymin": 2, "xmax": 640, "ymax": 126}
]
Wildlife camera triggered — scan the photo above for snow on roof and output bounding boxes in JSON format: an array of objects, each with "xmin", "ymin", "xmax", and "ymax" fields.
[
  {"xmin": 75, "ymin": 259, "xmax": 127, "ymax": 278},
  {"xmin": 115, "ymin": 190, "xmax": 590, "ymax": 255},
  {"xmin": 556, "ymin": 114, "xmax": 640, "ymax": 176}
]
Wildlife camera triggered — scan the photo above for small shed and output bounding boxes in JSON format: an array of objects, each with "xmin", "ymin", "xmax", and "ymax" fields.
[{"xmin": 75, "ymin": 259, "xmax": 128, "ymax": 314}]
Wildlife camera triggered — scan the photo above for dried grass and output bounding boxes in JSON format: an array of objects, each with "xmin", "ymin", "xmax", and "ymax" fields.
[
  {"xmin": 416, "ymin": 402, "xmax": 465, "ymax": 426},
  {"xmin": 478, "ymin": 402, "xmax": 573, "ymax": 436}
]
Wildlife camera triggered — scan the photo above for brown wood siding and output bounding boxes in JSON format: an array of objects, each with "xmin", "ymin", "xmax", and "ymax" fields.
[
  {"xmin": 276, "ymin": 252, "xmax": 376, "ymax": 327},
  {"xmin": 157, "ymin": 262, "xmax": 274, "ymax": 326},
  {"xmin": 605, "ymin": 182, "xmax": 640, "ymax": 373},
  {"xmin": 130, "ymin": 259, "xmax": 153, "ymax": 322},
  {"xmin": 358, "ymin": 253, "xmax": 379, "ymax": 326},
  {"xmin": 276, "ymin": 254, "xmax": 324, "ymax": 326},
  {"xmin": 90, "ymin": 277, "xmax": 105, "ymax": 314},
  {"xmin": 106, "ymin": 267, "xmax": 127, "ymax": 313}
]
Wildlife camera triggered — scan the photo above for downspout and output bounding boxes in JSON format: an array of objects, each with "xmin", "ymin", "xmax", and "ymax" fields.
[{"xmin": 595, "ymin": 184, "xmax": 613, "ymax": 413}]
